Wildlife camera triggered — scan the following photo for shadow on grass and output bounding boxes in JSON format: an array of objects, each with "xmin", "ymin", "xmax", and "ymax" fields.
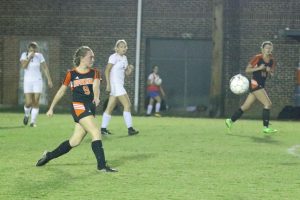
[
  {"xmin": 112, "ymin": 153, "xmax": 157, "ymax": 167},
  {"xmin": 280, "ymin": 162, "xmax": 300, "ymax": 166},
  {"xmin": 227, "ymin": 133, "xmax": 280, "ymax": 144},
  {"xmin": 35, "ymin": 153, "xmax": 156, "ymax": 168},
  {"xmin": 49, "ymin": 162, "xmax": 94, "ymax": 167},
  {"xmin": 0, "ymin": 125, "xmax": 25, "ymax": 130}
]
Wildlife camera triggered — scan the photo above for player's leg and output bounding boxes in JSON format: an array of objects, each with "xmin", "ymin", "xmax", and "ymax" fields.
[
  {"xmin": 226, "ymin": 93, "xmax": 256, "ymax": 129},
  {"xmin": 146, "ymin": 97, "xmax": 155, "ymax": 116},
  {"xmin": 30, "ymin": 80, "xmax": 43, "ymax": 127},
  {"xmin": 101, "ymin": 96, "xmax": 117, "ymax": 135},
  {"xmin": 154, "ymin": 95, "xmax": 162, "ymax": 117},
  {"xmin": 23, "ymin": 93, "xmax": 33, "ymax": 125},
  {"xmin": 118, "ymin": 94, "xmax": 139, "ymax": 136},
  {"xmin": 36, "ymin": 123, "xmax": 87, "ymax": 166},
  {"xmin": 23, "ymin": 80, "xmax": 34, "ymax": 125},
  {"xmin": 30, "ymin": 93, "xmax": 41, "ymax": 127},
  {"xmin": 253, "ymin": 89, "xmax": 277, "ymax": 133},
  {"xmin": 79, "ymin": 116, "xmax": 117, "ymax": 172}
]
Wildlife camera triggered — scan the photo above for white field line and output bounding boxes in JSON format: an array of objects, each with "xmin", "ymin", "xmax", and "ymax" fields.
[{"xmin": 287, "ymin": 145, "xmax": 300, "ymax": 158}]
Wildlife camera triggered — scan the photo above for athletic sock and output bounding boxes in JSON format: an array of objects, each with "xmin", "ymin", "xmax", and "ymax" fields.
[
  {"xmin": 101, "ymin": 112, "xmax": 112, "ymax": 128},
  {"xmin": 155, "ymin": 103, "xmax": 161, "ymax": 113},
  {"xmin": 47, "ymin": 140, "xmax": 72, "ymax": 160},
  {"xmin": 24, "ymin": 105, "xmax": 31, "ymax": 117},
  {"xmin": 31, "ymin": 108, "xmax": 39, "ymax": 124},
  {"xmin": 146, "ymin": 105, "xmax": 153, "ymax": 115},
  {"xmin": 231, "ymin": 108, "xmax": 244, "ymax": 122},
  {"xmin": 123, "ymin": 111, "xmax": 133, "ymax": 128},
  {"xmin": 262, "ymin": 108, "xmax": 270, "ymax": 127},
  {"xmin": 91, "ymin": 140, "xmax": 106, "ymax": 169}
]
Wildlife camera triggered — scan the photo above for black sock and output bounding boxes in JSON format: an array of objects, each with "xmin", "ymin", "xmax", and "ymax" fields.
[
  {"xmin": 91, "ymin": 140, "xmax": 106, "ymax": 169},
  {"xmin": 47, "ymin": 140, "xmax": 72, "ymax": 160},
  {"xmin": 263, "ymin": 108, "xmax": 270, "ymax": 127},
  {"xmin": 231, "ymin": 108, "xmax": 244, "ymax": 122}
]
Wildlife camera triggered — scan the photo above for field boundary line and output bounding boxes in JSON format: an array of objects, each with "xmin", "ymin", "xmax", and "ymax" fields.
[{"xmin": 287, "ymin": 144, "xmax": 300, "ymax": 157}]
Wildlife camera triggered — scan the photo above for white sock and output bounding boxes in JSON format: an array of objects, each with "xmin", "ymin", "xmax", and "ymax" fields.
[
  {"xmin": 101, "ymin": 112, "xmax": 112, "ymax": 128},
  {"xmin": 155, "ymin": 103, "xmax": 161, "ymax": 113},
  {"xmin": 31, "ymin": 108, "xmax": 39, "ymax": 124},
  {"xmin": 24, "ymin": 105, "xmax": 31, "ymax": 117},
  {"xmin": 123, "ymin": 111, "xmax": 132, "ymax": 128},
  {"xmin": 146, "ymin": 105, "xmax": 153, "ymax": 115}
]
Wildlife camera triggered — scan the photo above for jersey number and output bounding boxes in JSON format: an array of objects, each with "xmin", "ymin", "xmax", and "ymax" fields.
[{"xmin": 83, "ymin": 85, "xmax": 90, "ymax": 95}]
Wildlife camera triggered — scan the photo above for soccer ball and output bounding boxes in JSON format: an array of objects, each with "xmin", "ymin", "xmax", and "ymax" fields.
[
  {"xmin": 155, "ymin": 78, "xmax": 162, "ymax": 86},
  {"xmin": 229, "ymin": 74, "xmax": 249, "ymax": 95}
]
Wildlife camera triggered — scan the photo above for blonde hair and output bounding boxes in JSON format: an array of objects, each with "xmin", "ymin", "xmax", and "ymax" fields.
[
  {"xmin": 28, "ymin": 41, "xmax": 38, "ymax": 49},
  {"xmin": 261, "ymin": 41, "xmax": 273, "ymax": 49},
  {"xmin": 73, "ymin": 46, "xmax": 92, "ymax": 66},
  {"xmin": 114, "ymin": 39, "xmax": 127, "ymax": 51}
]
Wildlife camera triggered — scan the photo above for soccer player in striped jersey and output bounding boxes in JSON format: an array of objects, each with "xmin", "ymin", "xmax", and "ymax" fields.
[
  {"xmin": 146, "ymin": 65, "xmax": 166, "ymax": 117},
  {"xmin": 225, "ymin": 41, "xmax": 278, "ymax": 134},
  {"xmin": 36, "ymin": 46, "xmax": 117, "ymax": 172}
]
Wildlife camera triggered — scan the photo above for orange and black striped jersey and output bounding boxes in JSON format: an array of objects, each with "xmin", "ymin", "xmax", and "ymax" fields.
[
  {"xmin": 63, "ymin": 68, "xmax": 100, "ymax": 103},
  {"xmin": 249, "ymin": 54, "xmax": 275, "ymax": 87}
]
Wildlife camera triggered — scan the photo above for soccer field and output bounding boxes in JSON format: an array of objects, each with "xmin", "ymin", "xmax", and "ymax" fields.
[{"xmin": 1, "ymin": 113, "xmax": 300, "ymax": 200}]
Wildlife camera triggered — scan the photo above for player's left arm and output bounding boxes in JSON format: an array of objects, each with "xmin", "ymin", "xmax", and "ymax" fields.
[
  {"xmin": 125, "ymin": 64, "xmax": 134, "ymax": 76},
  {"xmin": 93, "ymin": 78, "xmax": 100, "ymax": 106},
  {"xmin": 159, "ymin": 85, "xmax": 166, "ymax": 97},
  {"xmin": 41, "ymin": 62, "xmax": 53, "ymax": 88},
  {"xmin": 266, "ymin": 59, "xmax": 275, "ymax": 77}
]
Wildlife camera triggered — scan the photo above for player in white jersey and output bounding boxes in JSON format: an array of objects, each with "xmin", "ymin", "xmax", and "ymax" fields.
[
  {"xmin": 20, "ymin": 42, "xmax": 53, "ymax": 127},
  {"xmin": 101, "ymin": 40, "xmax": 139, "ymax": 136}
]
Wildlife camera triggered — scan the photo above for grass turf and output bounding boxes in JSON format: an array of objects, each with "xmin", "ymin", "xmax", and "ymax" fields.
[{"xmin": 0, "ymin": 113, "xmax": 300, "ymax": 200}]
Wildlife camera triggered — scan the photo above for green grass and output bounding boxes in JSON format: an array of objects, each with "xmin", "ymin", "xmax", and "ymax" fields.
[{"xmin": 1, "ymin": 113, "xmax": 300, "ymax": 200}]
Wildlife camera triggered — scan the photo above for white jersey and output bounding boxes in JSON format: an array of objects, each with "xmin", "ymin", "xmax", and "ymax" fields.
[
  {"xmin": 20, "ymin": 52, "xmax": 45, "ymax": 82},
  {"xmin": 108, "ymin": 53, "xmax": 128, "ymax": 85},
  {"xmin": 148, "ymin": 73, "xmax": 160, "ymax": 84}
]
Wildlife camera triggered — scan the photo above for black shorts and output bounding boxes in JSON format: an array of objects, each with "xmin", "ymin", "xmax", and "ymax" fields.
[
  {"xmin": 71, "ymin": 102, "xmax": 96, "ymax": 123},
  {"xmin": 249, "ymin": 79, "xmax": 264, "ymax": 92}
]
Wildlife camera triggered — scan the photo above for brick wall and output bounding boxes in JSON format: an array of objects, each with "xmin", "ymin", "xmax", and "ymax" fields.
[{"xmin": 0, "ymin": 0, "xmax": 299, "ymax": 118}]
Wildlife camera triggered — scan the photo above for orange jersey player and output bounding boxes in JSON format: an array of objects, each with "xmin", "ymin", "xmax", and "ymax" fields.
[
  {"xmin": 226, "ymin": 41, "xmax": 278, "ymax": 134},
  {"xmin": 63, "ymin": 67, "xmax": 100, "ymax": 122},
  {"xmin": 249, "ymin": 53, "xmax": 275, "ymax": 92},
  {"xmin": 36, "ymin": 46, "xmax": 117, "ymax": 172}
]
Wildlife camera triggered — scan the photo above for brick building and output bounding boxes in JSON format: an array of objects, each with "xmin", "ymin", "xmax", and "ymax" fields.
[{"xmin": 0, "ymin": 0, "xmax": 299, "ymax": 118}]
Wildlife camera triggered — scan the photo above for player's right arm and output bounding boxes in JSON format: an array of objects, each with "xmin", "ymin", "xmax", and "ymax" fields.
[
  {"xmin": 105, "ymin": 63, "xmax": 113, "ymax": 92},
  {"xmin": 20, "ymin": 52, "xmax": 34, "ymax": 69},
  {"xmin": 46, "ymin": 85, "xmax": 68, "ymax": 117},
  {"xmin": 245, "ymin": 55, "xmax": 266, "ymax": 74},
  {"xmin": 245, "ymin": 63, "xmax": 266, "ymax": 73},
  {"xmin": 147, "ymin": 74, "xmax": 153, "ymax": 85},
  {"xmin": 47, "ymin": 70, "xmax": 71, "ymax": 116}
]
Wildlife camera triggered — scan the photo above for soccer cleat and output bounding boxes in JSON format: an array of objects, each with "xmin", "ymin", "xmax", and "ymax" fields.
[
  {"xmin": 128, "ymin": 128, "xmax": 139, "ymax": 136},
  {"xmin": 23, "ymin": 116, "xmax": 29, "ymax": 125},
  {"xmin": 154, "ymin": 112, "xmax": 162, "ymax": 117},
  {"xmin": 263, "ymin": 127, "xmax": 278, "ymax": 134},
  {"xmin": 98, "ymin": 165, "xmax": 118, "ymax": 173},
  {"xmin": 101, "ymin": 128, "xmax": 112, "ymax": 135},
  {"xmin": 36, "ymin": 151, "xmax": 50, "ymax": 166},
  {"xmin": 30, "ymin": 123, "xmax": 37, "ymax": 128},
  {"xmin": 225, "ymin": 118, "xmax": 233, "ymax": 130}
]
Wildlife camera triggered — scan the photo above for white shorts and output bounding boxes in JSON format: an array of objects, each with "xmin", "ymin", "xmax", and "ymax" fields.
[
  {"xmin": 24, "ymin": 80, "xmax": 43, "ymax": 93},
  {"xmin": 110, "ymin": 83, "xmax": 127, "ymax": 97}
]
